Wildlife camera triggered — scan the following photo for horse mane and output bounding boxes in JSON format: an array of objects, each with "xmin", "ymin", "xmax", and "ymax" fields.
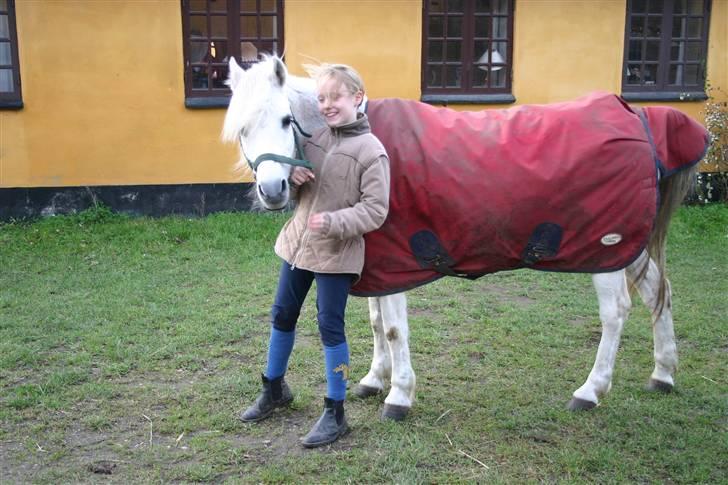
[{"xmin": 221, "ymin": 55, "xmax": 281, "ymax": 145}]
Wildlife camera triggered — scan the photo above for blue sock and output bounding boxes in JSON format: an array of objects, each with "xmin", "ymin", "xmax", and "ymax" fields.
[
  {"xmin": 324, "ymin": 342, "xmax": 349, "ymax": 401},
  {"xmin": 265, "ymin": 328, "xmax": 295, "ymax": 380}
]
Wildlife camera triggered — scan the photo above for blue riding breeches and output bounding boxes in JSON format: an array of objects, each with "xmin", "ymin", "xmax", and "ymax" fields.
[{"xmin": 271, "ymin": 260, "xmax": 353, "ymax": 346}]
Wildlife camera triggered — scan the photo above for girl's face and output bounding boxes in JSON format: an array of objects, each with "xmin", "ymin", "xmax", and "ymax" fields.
[{"xmin": 316, "ymin": 76, "xmax": 363, "ymax": 127}]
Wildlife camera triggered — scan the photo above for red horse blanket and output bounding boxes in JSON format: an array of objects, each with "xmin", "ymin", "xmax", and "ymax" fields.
[{"xmin": 351, "ymin": 92, "xmax": 708, "ymax": 297}]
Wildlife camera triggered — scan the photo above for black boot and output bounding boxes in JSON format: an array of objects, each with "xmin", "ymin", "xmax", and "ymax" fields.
[
  {"xmin": 239, "ymin": 374, "xmax": 294, "ymax": 423},
  {"xmin": 300, "ymin": 397, "xmax": 349, "ymax": 448}
]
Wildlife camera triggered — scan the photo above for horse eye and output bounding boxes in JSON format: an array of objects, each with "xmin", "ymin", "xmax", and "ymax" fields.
[{"xmin": 282, "ymin": 116, "xmax": 292, "ymax": 129}]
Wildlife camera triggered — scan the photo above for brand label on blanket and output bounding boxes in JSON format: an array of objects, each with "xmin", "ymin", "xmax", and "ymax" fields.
[{"xmin": 600, "ymin": 233, "xmax": 623, "ymax": 246}]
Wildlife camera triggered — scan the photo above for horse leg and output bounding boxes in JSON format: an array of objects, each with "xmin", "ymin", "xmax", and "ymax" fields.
[
  {"xmin": 379, "ymin": 293, "xmax": 416, "ymax": 421},
  {"xmin": 353, "ymin": 297, "xmax": 391, "ymax": 398},
  {"xmin": 568, "ymin": 270, "xmax": 632, "ymax": 410},
  {"xmin": 625, "ymin": 252, "xmax": 677, "ymax": 392}
]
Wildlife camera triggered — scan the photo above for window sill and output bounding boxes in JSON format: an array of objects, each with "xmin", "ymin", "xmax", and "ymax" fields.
[
  {"xmin": 0, "ymin": 99, "xmax": 24, "ymax": 110},
  {"xmin": 421, "ymin": 93, "xmax": 516, "ymax": 105},
  {"xmin": 620, "ymin": 91, "xmax": 708, "ymax": 102},
  {"xmin": 185, "ymin": 96, "xmax": 231, "ymax": 109}
]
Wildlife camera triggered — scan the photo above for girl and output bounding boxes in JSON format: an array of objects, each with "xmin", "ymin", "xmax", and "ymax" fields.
[{"xmin": 239, "ymin": 63, "xmax": 390, "ymax": 448}]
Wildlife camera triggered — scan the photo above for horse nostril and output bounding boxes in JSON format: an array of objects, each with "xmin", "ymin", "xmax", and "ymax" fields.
[
  {"xmin": 257, "ymin": 184, "xmax": 266, "ymax": 197},
  {"xmin": 281, "ymin": 179, "xmax": 288, "ymax": 192}
]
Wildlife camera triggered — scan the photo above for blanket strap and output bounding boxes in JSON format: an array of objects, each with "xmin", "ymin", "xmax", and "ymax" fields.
[{"xmin": 409, "ymin": 230, "xmax": 480, "ymax": 279}]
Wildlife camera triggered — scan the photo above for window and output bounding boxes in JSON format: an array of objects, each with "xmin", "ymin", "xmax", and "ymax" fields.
[
  {"xmin": 422, "ymin": 0, "xmax": 514, "ymax": 104},
  {"xmin": 622, "ymin": 0, "xmax": 711, "ymax": 101},
  {"xmin": 0, "ymin": 0, "xmax": 22, "ymax": 109},
  {"xmin": 181, "ymin": 0, "xmax": 284, "ymax": 108}
]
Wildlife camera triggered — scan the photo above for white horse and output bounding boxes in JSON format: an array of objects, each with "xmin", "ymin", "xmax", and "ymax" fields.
[{"xmin": 222, "ymin": 55, "xmax": 698, "ymax": 420}]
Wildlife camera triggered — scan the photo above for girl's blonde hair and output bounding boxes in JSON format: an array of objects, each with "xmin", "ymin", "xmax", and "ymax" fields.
[{"xmin": 303, "ymin": 62, "xmax": 365, "ymax": 96}]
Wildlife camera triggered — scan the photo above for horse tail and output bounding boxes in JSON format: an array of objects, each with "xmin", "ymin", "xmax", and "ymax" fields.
[
  {"xmin": 634, "ymin": 106, "xmax": 709, "ymax": 314},
  {"xmin": 641, "ymin": 164, "xmax": 697, "ymax": 313}
]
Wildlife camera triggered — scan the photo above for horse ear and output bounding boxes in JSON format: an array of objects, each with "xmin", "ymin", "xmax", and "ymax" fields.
[
  {"xmin": 272, "ymin": 57, "xmax": 287, "ymax": 87},
  {"xmin": 226, "ymin": 57, "xmax": 245, "ymax": 89}
]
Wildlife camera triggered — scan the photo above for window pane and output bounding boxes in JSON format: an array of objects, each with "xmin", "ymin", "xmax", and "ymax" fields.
[
  {"xmin": 632, "ymin": 0, "xmax": 646, "ymax": 13},
  {"xmin": 428, "ymin": 40, "xmax": 444, "ymax": 62},
  {"xmin": 261, "ymin": 0, "xmax": 277, "ymax": 13},
  {"xmin": 212, "ymin": 65, "xmax": 228, "ymax": 88},
  {"xmin": 631, "ymin": 16, "xmax": 645, "ymax": 36},
  {"xmin": 0, "ymin": 68, "xmax": 11, "ymax": 92},
  {"xmin": 429, "ymin": 0, "xmax": 445, "ymax": 13},
  {"xmin": 646, "ymin": 16, "xmax": 662, "ymax": 36},
  {"xmin": 673, "ymin": 0, "xmax": 686, "ymax": 13},
  {"xmin": 0, "ymin": 0, "xmax": 8, "ymax": 9},
  {"xmin": 261, "ymin": 16, "xmax": 277, "ymax": 38},
  {"xmin": 493, "ymin": 42, "xmax": 507, "ymax": 63},
  {"xmin": 0, "ymin": 14, "xmax": 8, "ymax": 38},
  {"xmin": 627, "ymin": 64, "xmax": 644, "ymax": 84},
  {"xmin": 192, "ymin": 66, "xmax": 209, "ymax": 89},
  {"xmin": 473, "ymin": 40, "xmax": 488, "ymax": 62},
  {"xmin": 645, "ymin": 40, "xmax": 660, "ymax": 60},
  {"xmin": 670, "ymin": 41, "xmax": 684, "ymax": 61},
  {"xmin": 209, "ymin": 0, "xmax": 226, "ymax": 12},
  {"xmin": 446, "ymin": 40, "xmax": 461, "ymax": 61},
  {"xmin": 209, "ymin": 40, "xmax": 227, "ymax": 61},
  {"xmin": 210, "ymin": 15, "xmax": 227, "ymax": 37},
  {"xmin": 491, "ymin": 68, "xmax": 506, "ymax": 87},
  {"xmin": 628, "ymin": 40, "xmax": 643, "ymax": 61},
  {"xmin": 493, "ymin": 0, "xmax": 508, "ymax": 15},
  {"xmin": 447, "ymin": 16, "xmax": 462, "ymax": 37},
  {"xmin": 684, "ymin": 64, "xmax": 699, "ymax": 84},
  {"xmin": 672, "ymin": 16, "xmax": 685, "ymax": 37},
  {"xmin": 190, "ymin": 41, "xmax": 209, "ymax": 62},
  {"xmin": 190, "ymin": 16, "xmax": 207, "ymax": 37},
  {"xmin": 474, "ymin": 17, "xmax": 489, "ymax": 37},
  {"xmin": 189, "ymin": 0, "xmax": 206, "ymax": 11},
  {"xmin": 685, "ymin": 41, "xmax": 702, "ymax": 60},
  {"xmin": 669, "ymin": 64, "xmax": 683, "ymax": 84},
  {"xmin": 445, "ymin": 65, "xmax": 461, "ymax": 87},
  {"xmin": 687, "ymin": 0, "xmax": 703, "ymax": 14},
  {"xmin": 472, "ymin": 65, "xmax": 488, "ymax": 87},
  {"xmin": 647, "ymin": 0, "xmax": 663, "ymax": 14},
  {"xmin": 0, "ymin": 42, "xmax": 9, "ymax": 64},
  {"xmin": 493, "ymin": 17, "xmax": 507, "ymax": 38},
  {"xmin": 258, "ymin": 40, "xmax": 278, "ymax": 55},
  {"xmin": 642, "ymin": 64, "xmax": 657, "ymax": 84},
  {"xmin": 686, "ymin": 18, "xmax": 702, "ymax": 38},
  {"xmin": 427, "ymin": 65, "xmax": 443, "ymax": 87},
  {"xmin": 448, "ymin": 0, "xmax": 463, "ymax": 13},
  {"xmin": 240, "ymin": 15, "xmax": 257, "ymax": 37},
  {"xmin": 429, "ymin": 16, "xmax": 444, "ymax": 37},
  {"xmin": 240, "ymin": 41, "xmax": 258, "ymax": 60},
  {"xmin": 240, "ymin": 0, "xmax": 257, "ymax": 13},
  {"xmin": 475, "ymin": 0, "xmax": 491, "ymax": 13}
]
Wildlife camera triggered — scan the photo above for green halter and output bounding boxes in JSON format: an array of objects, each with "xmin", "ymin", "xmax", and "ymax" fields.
[{"xmin": 245, "ymin": 116, "xmax": 314, "ymax": 172}]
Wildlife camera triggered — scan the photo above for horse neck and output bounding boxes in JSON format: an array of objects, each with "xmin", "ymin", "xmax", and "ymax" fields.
[{"xmin": 286, "ymin": 75, "xmax": 326, "ymax": 132}]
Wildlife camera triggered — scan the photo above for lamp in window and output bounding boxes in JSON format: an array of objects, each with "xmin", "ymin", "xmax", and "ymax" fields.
[{"xmin": 476, "ymin": 49, "xmax": 505, "ymax": 71}]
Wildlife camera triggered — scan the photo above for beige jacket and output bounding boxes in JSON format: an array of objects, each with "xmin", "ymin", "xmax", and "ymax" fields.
[{"xmin": 274, "ymin": 114, "xmax": 390, "ymax": 278}]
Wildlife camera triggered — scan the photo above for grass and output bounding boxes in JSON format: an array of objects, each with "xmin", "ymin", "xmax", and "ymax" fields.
[{"xmin": 0, "ymin": 204, "xmax": 726, "ymax": 483}]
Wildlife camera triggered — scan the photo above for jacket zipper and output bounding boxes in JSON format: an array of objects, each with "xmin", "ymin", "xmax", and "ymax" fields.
[{"xmin": 291, "ymin": 129, "xmax": 341, "ymax": 270}]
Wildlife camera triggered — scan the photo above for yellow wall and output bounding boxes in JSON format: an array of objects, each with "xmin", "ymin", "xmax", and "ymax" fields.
[
  {"xmin": 1, "ymin": 0, "xmax": 238, "ymax": 188},
  {"xmin": 1, "ymin": 0, "xmax": 726, "ymax": 189}
]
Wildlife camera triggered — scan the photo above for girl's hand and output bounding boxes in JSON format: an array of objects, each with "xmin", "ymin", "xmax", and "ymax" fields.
[
  {"xmin": 291, "ymin": 167, "xmax": 315, "ymax": 186},
  {"xmin": 308, "ymin": 212, "xmax": 328, "ymax": 233}
]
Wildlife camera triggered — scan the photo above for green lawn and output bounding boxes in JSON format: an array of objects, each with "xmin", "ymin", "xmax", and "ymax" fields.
[{"xmin": 1, "ymin": 204, "xmax": 726, "ymax": 483}]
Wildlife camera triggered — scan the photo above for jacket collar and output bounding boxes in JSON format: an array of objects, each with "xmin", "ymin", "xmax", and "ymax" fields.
[{"xmin": 329, "ymin": 112, "xmax": 370, "ymax": 138}]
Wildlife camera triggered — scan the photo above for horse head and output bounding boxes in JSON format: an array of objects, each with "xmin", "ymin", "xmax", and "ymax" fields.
[{"xmin": 222, "ymin": 55, "xmax": 300, "ymax": 210}]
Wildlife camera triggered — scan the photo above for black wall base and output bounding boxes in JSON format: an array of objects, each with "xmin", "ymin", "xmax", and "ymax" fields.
[{"xmin": 0, "ymin": 183, "xmax": 256, "ymax": 221}]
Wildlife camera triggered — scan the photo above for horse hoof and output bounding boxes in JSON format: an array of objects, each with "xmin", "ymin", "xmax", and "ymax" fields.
[
  {"xmin": 381, "ymin": 404, "xmax": 410, "ymax": 421},
  {"xmin": 646, "ymin": 379, "xmax": 673, "ymax": 393},
  {"xmin": 566, "ymin": 397, "xmax": 597, "ymax": 411},
  {"xmin": 352, "ymin": 384, "xmax": 382, "ymax": 399}
]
